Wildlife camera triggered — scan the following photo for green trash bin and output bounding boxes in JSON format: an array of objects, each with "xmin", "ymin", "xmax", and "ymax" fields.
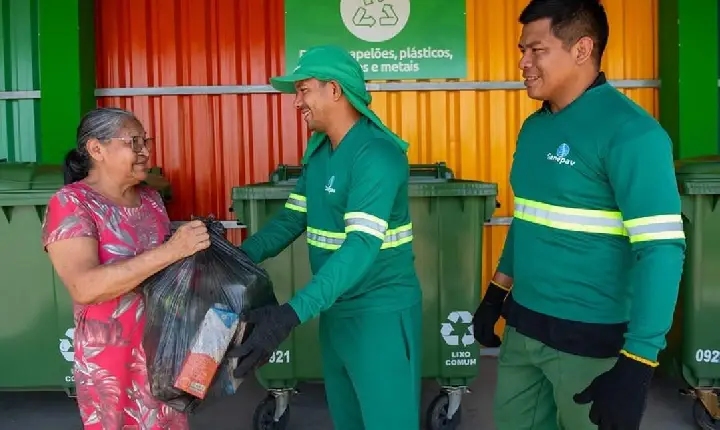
[
  {"xmin": 231, "ymin": 162, "xmax": 498, "ymax": 430},
  {"xmin": 660, "ymin": 157, "xmax": 720, "ymax": 427},
  {"xmin": 0, "ymin": 163, "xmax": 76, "ymax": 393},
  {"xmin": 0, "ymin": 162, "xmax": 171, "ymax": 394}
]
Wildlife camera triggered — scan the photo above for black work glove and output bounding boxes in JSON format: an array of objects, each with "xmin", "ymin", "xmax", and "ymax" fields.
[
  {"xmin": 472, "ymin": 281, "xmax": 509, "ymax": 347},
  {"xmin": 573, "ymin": 354, "xmax": 655, "ymax": 430},
  {"xmin": 227, "ymin": 303, "xmax": 300, "ymax": 378}
]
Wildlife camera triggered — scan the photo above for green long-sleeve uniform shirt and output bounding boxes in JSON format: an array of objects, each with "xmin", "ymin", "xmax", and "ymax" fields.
[
  {"xmin": 498, "ymin": 73, "xmax": 686, "ymax": 365},
  {"xmin": 241, "ymin": 116, "xmax": 422, "ymax": 323}
]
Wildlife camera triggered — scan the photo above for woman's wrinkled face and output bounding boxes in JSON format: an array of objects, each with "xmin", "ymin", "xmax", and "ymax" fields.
[{"xmin": 89, "ymin": 120, "xmax": 153, "ymax": 184}]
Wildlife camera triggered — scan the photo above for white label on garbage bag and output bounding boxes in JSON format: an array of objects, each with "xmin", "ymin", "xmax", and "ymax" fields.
[
  {"xmin": 695, "ymin": 349, "xmax": 720, "ymax": 363},
  {"xmin": 269, "ymin": 350, "xmax": 291, "ymax": 364},
  {"xmin": 440, "ymin": 310, "xmax": 474, "ymax": 347}
]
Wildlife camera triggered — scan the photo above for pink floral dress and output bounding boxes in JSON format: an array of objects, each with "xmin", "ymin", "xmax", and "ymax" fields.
[{"xmin": 42, "ymin": 182, "xmax": 189, "ymax": 430}]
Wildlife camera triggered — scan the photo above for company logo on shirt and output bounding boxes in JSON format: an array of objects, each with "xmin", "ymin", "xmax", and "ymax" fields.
[
  {"xmin": 325, "ymin": 175, "xmax": 336, "ymax": 193},
  {"xmin": 546, "ymin": 143, "xmax": 575, "ymax": 166}
]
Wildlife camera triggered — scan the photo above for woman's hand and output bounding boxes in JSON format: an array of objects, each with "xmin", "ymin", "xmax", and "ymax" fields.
[
  {"xmin": 48, "ymin": 220, "xmax": 210, "ymax": 305},
  {"xmin": 164, "ymin": 220, "xmax": 211, "ymax": 261}
]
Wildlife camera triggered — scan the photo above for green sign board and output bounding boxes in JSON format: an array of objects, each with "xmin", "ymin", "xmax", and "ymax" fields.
[{"xmin": 284, "ymin": 0, "xmax": 468, "ymax": 80}]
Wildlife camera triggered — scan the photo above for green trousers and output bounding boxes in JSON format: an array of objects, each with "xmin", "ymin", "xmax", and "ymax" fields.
[
  {"xmin": 494, "ymin": 326, "xmax": 617, "ymax": 430},
  {"xmin": 318, "ymin": 302, "xmax": 422, "ymax": 430}
]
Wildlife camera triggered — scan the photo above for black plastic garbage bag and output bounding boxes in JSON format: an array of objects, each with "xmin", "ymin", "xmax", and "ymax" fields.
[{"xmin": 140, "ymin": 217, "xmax": 277, "ymax": 413}]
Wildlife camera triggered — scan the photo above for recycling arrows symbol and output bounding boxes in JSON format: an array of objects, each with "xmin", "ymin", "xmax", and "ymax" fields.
[
  {"xmin": 379, "ymin": 4, "xmax": 398, "ymax": 26},
  {"xmin": 352, "ymin": 0, "xmax": 399, "ymax": 28},
  {"xmin": 59, "ymin": 327, "xmax": 75, "ymax": 362},
  {"xmin": 440, "ymin": 311, "xmax": 475, "ymax": 347},
  {"xmin": 353, "ymin": 6, "xmax": 375, "ymax": 27}
]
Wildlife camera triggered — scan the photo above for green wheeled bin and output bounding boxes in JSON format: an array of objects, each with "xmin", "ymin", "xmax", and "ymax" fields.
[
  {"xmin": 660, "ymin": 157, "xmax": 720, "ymax": 429},
  {"xmin": 0, "ymin": 163, "xmax": 170, "ymax": 395},
  {"xmin": 0, "ymin": 163, "xmax": 77, "ymax": 393},
  {"xmin": 230, "ymin": 163, "xmax": 498, "ymax": 430}
]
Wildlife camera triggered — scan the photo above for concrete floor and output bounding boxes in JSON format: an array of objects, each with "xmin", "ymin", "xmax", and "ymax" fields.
[{"xmin": 0, "ymin": 357, "xmax": 701, "ymax": 430}]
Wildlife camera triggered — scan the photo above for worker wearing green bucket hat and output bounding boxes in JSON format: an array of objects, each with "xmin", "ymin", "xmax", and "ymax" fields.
[{"xmin": 228, "ymin": 45, "xmax": 423, "ymax": 429}]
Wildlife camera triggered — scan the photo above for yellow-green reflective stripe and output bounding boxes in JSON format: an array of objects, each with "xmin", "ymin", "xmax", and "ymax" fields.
[
  {"xmin": 344, "ymin": 212, "xmax": 389, "ymax": 240},
  {"xmin": 285, "ymin": 203, "xmax": 306, "ymax": 213},
  {"xmin": 514, "ymin": 198, "xmax": 626, "ymax": 235},
  {"xmin": 285, "ymin": 193, "xmax": 307, "ymax": 213},
  {"xmin": 624, "ymin": 215, "xmax": 685, "ymax": 243},
  {"xmin": 387, "ymin": 224, "xmax": 412, "ymax": 235},
  {"xmin": 381, "ymin": 226, "xmax": 413, "ymax": 249},
  {"xmin": 307, "ymin": 238, "xmax": 341, "ymax": 250},
  {"xmin": 307, "ymin": 227, "xmax": 345, "ymax": 239},
  {"xmin": 306, "ymin": 223, "xmax": 413, "ymax": 250},
  {"xmin": 306, "ymin": 229, "xmax": 343, "ymax": 250},
  {"xmin": 515, "ymin": 197, "xmax": 622, "ymax": 219}
]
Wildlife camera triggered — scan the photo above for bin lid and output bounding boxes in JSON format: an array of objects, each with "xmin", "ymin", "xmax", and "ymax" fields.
[
  {"xmin": 675, "ymin": 156, "xmax": 720, "ymax": 195},
  {"xmin": 143, "ymin": 167, "xmax": 172, "ymax": 202},
  {"xmin": 231, "ymin": 178, "xmax": 498, "ymax": 201},
  {"xmin": 0, "ymin": 163, "xmax": 172, "ymax": 205},
  {"xmin": 234, "ymin": 161, "xmax": 496, "ymax": 200},
  {"xmin": 268, "ymin": 162, "xmax": 456, "ymax": 185},
  {"xmin": 0, "ymin": 163, "xmax": 65, "ymax": 193}
]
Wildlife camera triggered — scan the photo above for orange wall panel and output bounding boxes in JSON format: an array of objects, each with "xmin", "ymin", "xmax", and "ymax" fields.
[{"xmin": 95, "ymin": 0, "xmax": 658, "ymax": 291}]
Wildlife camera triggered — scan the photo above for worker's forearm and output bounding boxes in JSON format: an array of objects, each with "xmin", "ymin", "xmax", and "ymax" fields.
[
  {"xmin": 623, "ymin": 243, "xmax": 685, "ymax": 364},
  {"xmin": 288, "ymin": 234, "xmax": 379, "ymax": 323},
  {"xmin": 496, "ymin": 223, "xmax": 515, "ymax": 277},
  {"xmin": 241, "ymin": 210, "xmax": 306, "ymax": 264}
]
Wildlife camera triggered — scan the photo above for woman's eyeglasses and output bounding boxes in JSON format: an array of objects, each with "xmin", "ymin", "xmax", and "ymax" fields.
[{"xmin": 115, "ymin": 136, "xmax": 155, "ymax": 153}]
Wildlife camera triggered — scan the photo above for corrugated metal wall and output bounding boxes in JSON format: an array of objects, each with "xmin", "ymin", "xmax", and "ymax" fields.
[
  {"xmin": 0, "ymin": 0, "xmax": 40, "ymax": 162},
  {"xmin": 95, "ymin": 0, "xmax": 658, "ymax": 291}
]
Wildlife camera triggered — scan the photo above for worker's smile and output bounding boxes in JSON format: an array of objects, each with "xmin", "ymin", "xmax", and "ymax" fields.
[{"xmin": 523, "ymin": 75, "xmax": 540, "ymax": 88}]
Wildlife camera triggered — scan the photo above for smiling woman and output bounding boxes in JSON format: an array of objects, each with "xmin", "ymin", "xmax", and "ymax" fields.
[{"xmin": 41, "ymin": 107, "xmax": 211, "ymax": 429}]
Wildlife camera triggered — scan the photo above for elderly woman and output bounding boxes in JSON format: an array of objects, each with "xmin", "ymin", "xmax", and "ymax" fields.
[{"xmin": 42, "ymin": 107, "xmax": 209, "ymax": 429}]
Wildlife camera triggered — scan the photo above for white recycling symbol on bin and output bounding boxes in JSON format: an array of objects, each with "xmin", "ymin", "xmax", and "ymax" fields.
[
  {"xmin": 440, "ymin": 311, "xmax": 475, "ymax": 347},
  {"xmin": 59, "ymin": 327, "xmax": 75, "ymax": 362}
]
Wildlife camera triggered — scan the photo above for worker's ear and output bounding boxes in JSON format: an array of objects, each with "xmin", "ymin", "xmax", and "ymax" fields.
[
  {"xmin": 329, "ymin": 80, "xmax": 343, "ymax": 101},
  {"xmin": 573, "ymin": 35, "xmax": 594, "ymax": 65}
]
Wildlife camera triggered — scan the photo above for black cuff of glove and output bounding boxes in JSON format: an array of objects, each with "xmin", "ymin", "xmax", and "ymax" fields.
[
  {"xmin": 279, "ymin": 303, "xmax": 301, "ymax": 328},
  {"xmin": 483, "ymin": 281, "xmax": 510, "ymax": 306},
  {"xmin": 615, "ymin": 352, "xmax": 656, "ymax": 380},
  {"xmin": 573, "ymin": 350, "xmax": 656, "ymax": 410}
]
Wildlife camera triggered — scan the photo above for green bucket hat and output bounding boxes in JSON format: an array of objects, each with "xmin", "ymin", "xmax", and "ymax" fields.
[{"xmin": 270, "ymin": 45, "xmax": 409, "ymax": 164}]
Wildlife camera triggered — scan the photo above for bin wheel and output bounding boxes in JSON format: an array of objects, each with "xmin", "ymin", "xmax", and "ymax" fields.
[
  {"xmin": 252, "ymin": 395, "xmax": 290, "ymax": 430},
  {"xmin": 693, "ymin": 399, "xmax": 719, "ymax": 430},
  {"xmin": 426, "ymin": 392, "xmax": 462, "ymax": 430}
]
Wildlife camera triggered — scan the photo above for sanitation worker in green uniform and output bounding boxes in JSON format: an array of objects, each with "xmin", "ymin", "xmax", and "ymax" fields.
[
  {"xmin": 227, "ymin": 45, "xmax": 423, "ymax": 430},
  {"xmin": 472, "ymin": 1, "xmax": 686, "ymax": 429}
]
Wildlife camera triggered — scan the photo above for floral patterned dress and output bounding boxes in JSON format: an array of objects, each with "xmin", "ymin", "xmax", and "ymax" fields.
[{"xmin": 42, "ymin": 182, "xmax": 189, "ymax": 430}]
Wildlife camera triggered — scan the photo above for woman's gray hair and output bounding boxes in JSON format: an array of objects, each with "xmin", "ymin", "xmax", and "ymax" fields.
[{"xmin": 63, "ymin": 107, "xmax": 141, "ymax": 184}]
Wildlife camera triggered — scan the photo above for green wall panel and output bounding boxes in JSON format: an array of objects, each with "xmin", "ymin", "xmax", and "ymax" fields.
[
  {"xmin": 0, "ymin": 100, "xmax": 40, "ymax": 162},
  {"xmin": 38, "ymin": 0, "xmax": 96, "ymax": 164},
  {"xmin": 0, "ymin": 0, "xmax": 40, "ymax": 162},
  {"xmin": 659, "ymin": 0, "xmax": 719, "ymax": 159}
]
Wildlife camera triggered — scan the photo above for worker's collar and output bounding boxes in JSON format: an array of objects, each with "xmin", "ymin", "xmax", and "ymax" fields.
[
  {"xmin": 320, "ymin": 116, "xmax": 370, "ymax": 152},
  {"xmin": 541, "ymin": 71, "xmax": 607, "ymax": 112}
]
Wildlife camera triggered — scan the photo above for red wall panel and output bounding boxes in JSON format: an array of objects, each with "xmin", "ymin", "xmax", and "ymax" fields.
[{"xmin": 96, "ymin": 0, "xmax": 307, "ymax": 220}]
